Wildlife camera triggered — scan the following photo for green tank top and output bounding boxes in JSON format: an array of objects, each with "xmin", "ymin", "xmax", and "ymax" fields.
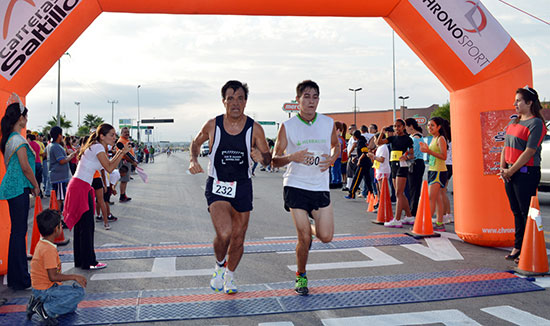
[{"xmin": 428, "ymin": 136, "xmax": 447, "ymax": 172}]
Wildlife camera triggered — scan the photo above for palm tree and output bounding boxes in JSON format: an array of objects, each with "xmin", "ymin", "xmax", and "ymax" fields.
[
  {"xmin": 42, "ymin": 114, "xmax": 73, "ymax": 138},
  {"xmin": 82, "ymin": 114, "xmax": 105, "ymax": 129}
]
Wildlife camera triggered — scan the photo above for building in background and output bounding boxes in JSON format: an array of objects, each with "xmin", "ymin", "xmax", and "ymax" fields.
[{"xmin": 324, "ymin": 104, "xmax": 439, "ymax": 137}]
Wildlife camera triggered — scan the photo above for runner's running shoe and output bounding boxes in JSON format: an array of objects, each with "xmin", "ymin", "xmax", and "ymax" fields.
[
  {"xmin": 442, "ymin": 214, "xmax": 453, "ymax": 224},
  {"xmin": 433, "ymin": 222, "xmax": 446, "ymax": 232},
  {"xmin": 295, "ymin": 274, "xmax": 309, "ymax": 296},
  {"xmin": 384, "ymin": 218, "xmax": 403, "ymax": 228},
  {"xmin": 402, "ymin": 216, "xmax": 415, "ymax": 225},
  {"xmin": 223, "ymin": 272, "xmax": 237, "ymax": 294},
  {"xmin": 210, "ymin": 265, "xmax": 225, "ymax": 292}
]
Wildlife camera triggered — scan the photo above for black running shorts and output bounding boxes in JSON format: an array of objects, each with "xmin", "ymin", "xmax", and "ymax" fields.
[
  {"xmin": 390, "ymin": 161, "xmax": 409, "ymax": 179},
  {"xmin": 283, "ymin": 186, "xmax": 330, "ymax": 214},
  {"xmin": 205, "ymin": 177, "xmax": 253, "ymax": 213}
]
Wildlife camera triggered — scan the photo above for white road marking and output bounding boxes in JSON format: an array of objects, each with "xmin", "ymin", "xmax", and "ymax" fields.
[
  {"xmin": 286, "ymin": 247, "xmax": 402, "ymax": 271},
  {"xmin": 481, "ymin": 306, "xmax": 550, "ymax": 325},
  {"xmin": 258, "ymin": 322, "xmax": 295, "ymax": 326},
  {"xmin": 90, "ymin": 257, "xmax": 212, "ymax": 281},
  {"xmin": 533, "ymin": 277, "xmax": 550, "ymax": 288},
  {"xmin": 401, "ymin": 237, "xmax": 464, "ymax": 261},
  {"xmin": 321, "ymin": 309, "xmax": 481, "ymax": 326}
]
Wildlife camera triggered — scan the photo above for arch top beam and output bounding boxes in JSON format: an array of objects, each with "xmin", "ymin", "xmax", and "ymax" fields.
[{"xmin": 97, "ymin": 0, "xmax": 399, "ymax": 17}]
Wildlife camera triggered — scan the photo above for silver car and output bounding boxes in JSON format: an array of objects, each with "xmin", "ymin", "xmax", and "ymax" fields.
[
  {"xmin": 540, "ymin": 134, "xmax": 550, "ymax": 188},
  {"xmin": 200, "ymin": 142, "xmax": 210, "ymax": 157}
]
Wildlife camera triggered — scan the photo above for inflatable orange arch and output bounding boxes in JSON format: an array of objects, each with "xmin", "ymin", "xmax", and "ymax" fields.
[{"xmin": 0, "ymin": 0, "xmax": 532, "ymax": 274}]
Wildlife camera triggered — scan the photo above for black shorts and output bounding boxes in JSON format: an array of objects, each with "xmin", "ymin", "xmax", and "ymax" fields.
[
  {"xmin": 52, "ymin": 182, "xmax": 67, "ymax": 201},
  {"xmin": 283, "ymin": 186, "xmax": 330, "ymax": 215},
  {"xmin": 92, "ymin": 177, "xmax": 103, "ymax": 190},
  {"xmin": 428, "ymin": 170, "xmax": 448, "ymax": 188},
  {"xmin": 390, "ymin": 161, "xmax": 409, "ymax": 179},
  {"xmin": 446, "ymin": 165, "xmax": 453, "ymax": 180},
  {"xmin": 205, "ymin": 177, "xmax": 253, "ymax": 213},
  {"xmin": 103, "ymin": 186, "xmax": 112, "ymax": 202}
]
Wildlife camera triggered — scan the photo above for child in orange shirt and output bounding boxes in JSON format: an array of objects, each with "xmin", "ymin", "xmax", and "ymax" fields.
[{"xmin": 27, "ymin": 209, "xmax": 87, "ymax": 324}]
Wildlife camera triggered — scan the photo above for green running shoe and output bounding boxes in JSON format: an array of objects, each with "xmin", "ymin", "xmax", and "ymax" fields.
[{"xmin": 295, "ymin": 274, "xmax": 309, "ymax": 296}]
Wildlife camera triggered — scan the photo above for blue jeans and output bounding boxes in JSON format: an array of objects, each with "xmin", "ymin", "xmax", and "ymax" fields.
[
  {"xmin": 331, "ymin": 158, "xmax": 342, "ymax": 184},
  {"xmin": 32, "ymin": 283, "xmax": 85, "ymax": 318},
  {"xmin": 43, "ymin": 159, "xmax": 52, "ymax": 194}
]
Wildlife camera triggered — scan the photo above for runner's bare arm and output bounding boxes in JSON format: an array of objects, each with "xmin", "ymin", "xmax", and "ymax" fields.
[
  {"xmin": 189, "ymin": 119, "xmax": 215, "ymax": 174},
  {"xmin": 272, "ymin": 124, "xmax": 310, "ymax": 168},
  {"xmin": 251, "ymin": 122, "xmax": 271, "ymax": 166},
  {"xmin": 376, "ymin": 129, "xmax": 390, "ymax": 146}
]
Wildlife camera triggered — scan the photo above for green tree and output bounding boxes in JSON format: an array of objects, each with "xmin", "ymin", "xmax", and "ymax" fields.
[
  {"xmin": 41, "ymin": 114, "xmax": 73, "ymax": 138},
  {"xmin": 76, "ymin": 125, "xmax": 91, "ymax": 138},
  {"xmin": 431, "ymin": 101, "xmax": 450, "ymax": 122},
  {"xmin": 82, "ymin": 114, "xmax": 104, "ymax": 129}
]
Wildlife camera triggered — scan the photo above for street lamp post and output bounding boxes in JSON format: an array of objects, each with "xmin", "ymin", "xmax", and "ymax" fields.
[
  {"xmin": 56, "ymin": 52, "xmax": 70, "ymax": 126},
  {"xmin": 349, "ymin": 87, "xmax": 362, "ymax": 126},
  {"xmin": 108, "ymin": 100, "xmax": 118, "ymax": 126},
  {"xmin": 398, "ymin": 95, "xmax": 410, "ymax": 108},
  {"xmin": 137, "ymin": 85, "xmax": 141, "ymax": 145},
  {"xmin": 74, "ymin": 101, "xmax": 80, "ymax": 128}
]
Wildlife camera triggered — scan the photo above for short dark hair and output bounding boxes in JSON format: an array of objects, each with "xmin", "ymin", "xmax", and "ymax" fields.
[
  {"xmin": 360, "ymin": 125, "xmax": 368, "ymax": 133},
  {"xmin": 119, "ymin": 165, "xmax": 129, "ymax": 173},
  {"xmin": 296, "ymin": 80, "xmax": 320, "ymax": 98},
  {"xmin": 369, "ymin": 124, "xmax": 378, "ymax": 131},
  {"xmin": 50, "ymin": 126, "xmax": 63, "ymax": 142},
  {"xmin": 353, "ymin": 130, "xmax": 362, "ymax": 138},
  {"xmin": 27, "ymin": 133, "xmax": 36, "ymax": 141},
  {"xmin": 37, "ymin": 209, "xmax": 62, "ymax": 237},
  {"xmin": 221, "ymin": 80, "xmax": 249, "ymax": 100}
]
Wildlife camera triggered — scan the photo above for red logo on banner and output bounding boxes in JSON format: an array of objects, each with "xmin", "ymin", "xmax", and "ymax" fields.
[
  {"xmin": 464, "ymin": 0, "xmax": 487, "ymax": 34},
  {"xmin": 282, "ymin": 103, "xmax": 300, "ymax": 112},
  {"xmin": 3, "ymin": 0, "xmax": 36, "ymax": 39}
]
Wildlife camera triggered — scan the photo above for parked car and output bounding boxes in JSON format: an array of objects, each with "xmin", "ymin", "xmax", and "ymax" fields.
[
  {"xmin": 539, "ymin": 134, "xmax": 550, "ymax": 188},
  {"xmin": 200, "ymin": 142, "xmax": 210, "ymax": 157}
]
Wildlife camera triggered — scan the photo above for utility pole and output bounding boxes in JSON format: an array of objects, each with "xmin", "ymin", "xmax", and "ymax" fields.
[
  {"xmin": 108, "ymin": 100, "xmax": 118, "ymax": 126},
  {"xmin": 74, "ymin": 101, "xmax": 80, "ymax": 128},
  {"xmin": 56, "ymin": 53, "xmax": 70, "ymax": 126}
]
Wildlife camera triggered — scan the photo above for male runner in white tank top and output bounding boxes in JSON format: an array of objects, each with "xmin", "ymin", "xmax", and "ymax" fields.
[
  {"xmin": 188, "ymin": 80, "xmax": 271, "ymax": 294},
  {"xmin": 272, "ymin": 80, "xmax": 340, "ymax": 295}
]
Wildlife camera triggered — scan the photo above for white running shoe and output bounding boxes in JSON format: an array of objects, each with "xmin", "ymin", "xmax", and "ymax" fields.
[
  {"xmin": 443, "ymin": 214, "xmax": 454, "ymax": 224},
  {"xmin": 210, "ymin": 265, "xmax": 225, "ymax": 292},
  {"xmin": 402, "ymin": 216, "xmax": 416, "ymax": 225},
  {"xmin": 384, "ymin": 218, "xmax": 403, "ymax": 228},
  {"xmin": 223, "ymin": 271, "xmax": 238, "ymax": 294}
]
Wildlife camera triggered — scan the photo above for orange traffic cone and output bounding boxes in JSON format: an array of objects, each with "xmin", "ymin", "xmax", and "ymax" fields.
[
  {"xmin": 50, "ymin": 190, "xmax": 70, "ymax": 246},
  {"xmin": 29, "ymin": 197, "xmax": 43, "ymax": 256},
  {"xmin": 514, "ymin": 196, "xmax": 549, "ymax": 276},
  {"xmin": 366, "ymin": 193, "xmax": 376, "ymax": 212},
  {"xmin": 406, "ymin": 180, "xmax": 441, "ymax": 239},
  {"xmin": 372, "ymin": 178, "xmax": 393, "ymax": 225}
]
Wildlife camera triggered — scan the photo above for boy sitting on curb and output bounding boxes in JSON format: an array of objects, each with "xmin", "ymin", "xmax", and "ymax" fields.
[{"xmin": 27, "ymin": 209, "xmax": 87, "ymax": 325}]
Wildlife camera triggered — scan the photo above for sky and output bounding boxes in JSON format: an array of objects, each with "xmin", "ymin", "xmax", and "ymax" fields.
[{"xmin": 24, "ymin": 0, "xmax": 550, "ymax": 142}]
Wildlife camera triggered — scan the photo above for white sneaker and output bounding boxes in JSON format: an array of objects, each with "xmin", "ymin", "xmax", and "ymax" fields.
[
  {"xmin": 443, "ymin": 214, "xmax": 454, "ymax": 224},
  {"xmin": 210, "ymin": 265, "xmax": 225, "ymax": 292},
  {"xmin": 223, "ymin": 271, "xmax": 237, "ymax": 294},
  {"xmin": 402, "ymin": 216, "xmax": 416, "ymax": 225},
  {"xmin": 384, "ymin": 218, "xmax": 403, "ymax": 228}
]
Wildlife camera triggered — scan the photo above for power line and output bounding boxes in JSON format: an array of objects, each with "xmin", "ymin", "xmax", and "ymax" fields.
[{"xmin": 497, "ymin": 0, "xmax": 550, "ymax": 26}]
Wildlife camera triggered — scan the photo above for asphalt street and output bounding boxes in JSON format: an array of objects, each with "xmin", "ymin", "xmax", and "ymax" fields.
[{"xmin": 2, "ymin": 151, "xmax": 550, "ymax": 326}]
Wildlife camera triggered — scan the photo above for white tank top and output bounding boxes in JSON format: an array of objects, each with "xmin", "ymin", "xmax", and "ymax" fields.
[{"xmin": 282, "ymin": 113, "xmax": 333, "ymax": 191}]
